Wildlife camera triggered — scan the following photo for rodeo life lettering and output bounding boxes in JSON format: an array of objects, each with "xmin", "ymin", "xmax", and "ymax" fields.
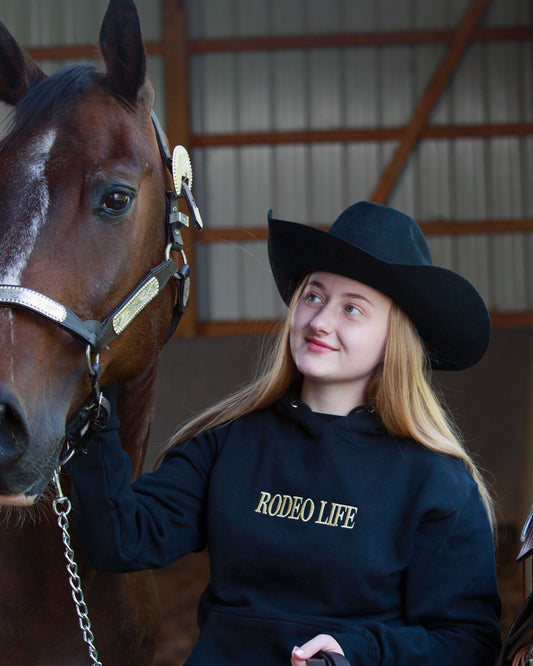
[{"xmin": 254, "ymin": 491, "xmax": 359, "ymax": 529}]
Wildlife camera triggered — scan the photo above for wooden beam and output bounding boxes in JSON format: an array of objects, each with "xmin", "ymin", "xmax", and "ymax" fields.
[
  {"xmin": 161, "ymin": 0, "xmax": 198, "ymax": 337},
  {"xmin": 519, "ymin": 335, "xmax": 533, "ymax": 528},
  {"xmin": 421, "ymin": 219, "xmax": 533, "ymax": 235},
  {"xmin": 371, "ymin": 0, "xmax": 493, "ymax": 205},
  {"xmin": 490, "ymin": 312, "xmax": 533, "ymax": 328},
  {"xmin": 162, "ymin": 0, "xmax": 189, "ymax": 150},
  {"xmin": 421, "ymin": 123, "xmax": 533, "ymax": 139},
  {"xmin": 25, "ymin": 41, "xmax": 163, "ymax": 61},
  {"xmin": 190, "ymin": 122, "xmax": 533, "ymax": 148},
  {"xmin": 199, "ymin": 228, "xmax": 268, "ymax": 243},
  {"xmin": 188, "ymin": 25, "xmax": 531, "ymax": 53},
  {"xmin": 196, "ymin": 218, "xmax": 533, "ymax": 243},
  {"xmin": 191, "ymin": 127, "xmax": 402, "ymax": 147}
]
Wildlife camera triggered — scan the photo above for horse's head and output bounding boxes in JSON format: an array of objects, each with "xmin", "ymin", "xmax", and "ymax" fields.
[{"xmin": 0, "ymin": 0, "xmax": 194, "ymax": 506}]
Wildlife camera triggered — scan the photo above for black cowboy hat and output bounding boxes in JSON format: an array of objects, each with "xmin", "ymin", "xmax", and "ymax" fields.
[{"xmin": 267, "ymin": 201, "xmax": 491, "ymax": 371}]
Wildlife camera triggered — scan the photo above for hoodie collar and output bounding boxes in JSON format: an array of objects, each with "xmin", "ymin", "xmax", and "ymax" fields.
[{"xmin": 274, "ymin": 388, "xmax": 385, "ymax": 438}]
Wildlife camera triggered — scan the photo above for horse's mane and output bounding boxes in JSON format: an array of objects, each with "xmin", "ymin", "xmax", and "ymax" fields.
[{"xmin": 0, "ymin": 63, "xmax": 98, "ymax": 150}]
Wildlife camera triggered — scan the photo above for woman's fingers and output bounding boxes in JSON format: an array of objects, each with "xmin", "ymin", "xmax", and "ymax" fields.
[{"xmin": 291, "ymin": 634, "xmax": 345, "ymax": 664}]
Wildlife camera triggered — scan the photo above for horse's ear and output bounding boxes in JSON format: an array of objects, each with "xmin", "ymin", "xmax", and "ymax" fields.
[
  {"xmin": 0, "ymin": 21, "xmax": 46, "ymax": 105},
  {"xmin": 100, "ymin": 0, "xmax": 148, "ymax": 106}
]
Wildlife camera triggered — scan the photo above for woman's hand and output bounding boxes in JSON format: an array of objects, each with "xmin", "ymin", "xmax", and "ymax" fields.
[{"xmin": 291, "ymin": 634, "xmax": 345, "ymax": 665}]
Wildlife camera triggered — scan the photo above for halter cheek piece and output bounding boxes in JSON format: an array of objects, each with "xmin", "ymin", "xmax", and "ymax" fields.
[{"xmin": 0, "ymin": 111, "xmax": 203, "ymax": 461}]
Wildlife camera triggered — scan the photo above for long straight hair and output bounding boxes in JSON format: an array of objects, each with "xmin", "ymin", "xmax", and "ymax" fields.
[
  {"xmin": 165, "ymin": 280, "xmax": 495, "ymax": 527},
  {"xmin": 165, "ymin": 283, "xmax": 304, "ymax": 449},
  {"xmin": 368, "ymin": 304, "xmax": 495, "ymax": 528}
]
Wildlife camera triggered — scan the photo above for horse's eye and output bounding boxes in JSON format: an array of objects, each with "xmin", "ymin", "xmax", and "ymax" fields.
[{"xmin": 104, "ymin": 191, "xmax": 131, "ymax": 212}]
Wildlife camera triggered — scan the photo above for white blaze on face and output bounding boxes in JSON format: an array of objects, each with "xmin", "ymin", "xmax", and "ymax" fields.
[
  {"xmin": 0, "ymin": 128, "xmax": 57, "ymax": 285},
  {"xmin": 0, "ymin": 128, "xmax": 57, "ymax": 379}
]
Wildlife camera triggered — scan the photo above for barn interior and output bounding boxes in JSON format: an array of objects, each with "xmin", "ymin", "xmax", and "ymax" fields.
[{"xmin": 0, "ymin": 0, "xmax": 531, "ymax": 663}]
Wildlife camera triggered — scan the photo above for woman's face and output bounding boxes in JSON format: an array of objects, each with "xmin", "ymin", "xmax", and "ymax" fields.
[{"xmin": 290, "ymin": 272, "xmax": 392, "ymax": 406}]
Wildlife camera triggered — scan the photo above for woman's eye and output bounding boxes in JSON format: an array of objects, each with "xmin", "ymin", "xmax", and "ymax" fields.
[
  {"xmin": 345, "ymin": 304, "xmax": 362, "ymax": 315},
  {"xmin": 306, "ymin": 293, "xmax": 321, "ymax": 303}
]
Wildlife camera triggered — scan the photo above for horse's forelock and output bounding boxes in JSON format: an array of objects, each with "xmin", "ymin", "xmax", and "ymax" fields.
[{"xmin": 1, "ymin": 63, "xmax": 98, "ymax": 148}]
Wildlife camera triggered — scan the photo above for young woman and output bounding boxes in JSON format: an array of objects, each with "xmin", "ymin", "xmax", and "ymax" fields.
[{"xmin": 68, "ymin": 201, "xmax": 502, "ymax": 666}]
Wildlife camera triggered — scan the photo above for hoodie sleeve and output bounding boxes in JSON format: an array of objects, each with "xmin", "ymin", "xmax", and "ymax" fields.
[
  {"xmin": 67, "ymin": 387, "xmax": 220, "ymax": 573},
  {"xmin": 330, "ymin": 486, "xmax": 502, "ymax": 666}
]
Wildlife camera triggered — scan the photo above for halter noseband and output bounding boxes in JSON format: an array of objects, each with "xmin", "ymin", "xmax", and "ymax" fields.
[{"xmin": 0, "ymin": 111, "xmax": 203, "ymax": 459}]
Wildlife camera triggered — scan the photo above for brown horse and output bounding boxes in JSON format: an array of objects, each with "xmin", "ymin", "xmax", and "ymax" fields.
[{"xmin": 0, "ymin": 1, "xmax": 197, "ymax": 663}]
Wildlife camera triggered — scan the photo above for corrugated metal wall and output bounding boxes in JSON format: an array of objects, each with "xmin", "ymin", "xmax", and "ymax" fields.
[
  {"xmin": 188, "ymin": 0, "xmax": 532, "ymax": 322},
  {"xmin": 0, "ymin": 0, "xmax": 531, "ymax": 325}
]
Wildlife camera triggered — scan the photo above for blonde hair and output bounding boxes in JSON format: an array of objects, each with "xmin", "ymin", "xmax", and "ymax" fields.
[
  {"xmin": 369, "ymin": 304, "xmax": 495, "ymax": 528},
  {"xmin": 165, "ymin": 283, "xmax": 304, "ymax": 449},
  {"xmin": 165, "ymin": 281, "xmax": 495, "ymax": 527}
]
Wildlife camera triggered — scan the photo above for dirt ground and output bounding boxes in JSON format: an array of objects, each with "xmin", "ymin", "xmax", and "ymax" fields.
[{"xmin": 151, "ymin": 527, "xmax": 525, "ymax": 666}]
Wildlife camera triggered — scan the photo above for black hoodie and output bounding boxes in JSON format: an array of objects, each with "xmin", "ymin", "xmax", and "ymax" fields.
[{"xmin": 68, "ymin": 390, "xmax": 501, "ymax": 665}]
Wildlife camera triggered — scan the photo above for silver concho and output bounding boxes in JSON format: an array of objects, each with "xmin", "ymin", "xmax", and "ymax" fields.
[{"xmin": 172, "ymin": 145, "xmax": 193, "ymax": 194}]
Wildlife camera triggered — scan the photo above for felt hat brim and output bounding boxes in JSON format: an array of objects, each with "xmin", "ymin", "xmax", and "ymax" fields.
[{"xmin": 267, "ymin": 212, "xmax": 491, "ymax": 371}]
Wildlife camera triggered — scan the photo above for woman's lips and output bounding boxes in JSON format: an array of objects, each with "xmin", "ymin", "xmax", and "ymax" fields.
[{"xmin": 305, "ymin": 337, "xmax": 337, "ymax": 353}]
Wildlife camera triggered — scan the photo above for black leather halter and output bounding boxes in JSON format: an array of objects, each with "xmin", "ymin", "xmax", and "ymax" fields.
[{"xmin": 0, "ymin": 111, "xmax": 203, "ymax": 459}]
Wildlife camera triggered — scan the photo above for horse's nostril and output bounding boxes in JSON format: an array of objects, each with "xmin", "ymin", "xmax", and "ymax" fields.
[
  {"xmin": 0, "ymin": 403, "xmax": 26, "ymax": 451},
  {"xmin": 0, "ymin": 399, "xmax": 30, "ymax": 496}
]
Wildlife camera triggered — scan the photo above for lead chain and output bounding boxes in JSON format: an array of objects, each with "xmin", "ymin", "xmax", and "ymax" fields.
[{"xmin": 52, "ymin": 469, "xmax": 102, "ymax": 666}]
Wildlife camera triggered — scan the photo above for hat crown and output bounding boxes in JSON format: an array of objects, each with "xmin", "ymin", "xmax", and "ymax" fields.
[{"xmin": 329, "ymin": 201, "xmax": 432, "ymax": 267}]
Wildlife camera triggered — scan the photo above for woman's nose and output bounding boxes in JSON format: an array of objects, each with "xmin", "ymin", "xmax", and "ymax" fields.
[{"xmin": 310, "ymin": 303, "xmax": 335, "ymax": 333}]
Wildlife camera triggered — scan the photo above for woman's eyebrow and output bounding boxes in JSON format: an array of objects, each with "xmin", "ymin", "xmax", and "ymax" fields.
[
  {"xmin": 343, "ymin": 292, "xmax": 372, "ymax": 304},
  {"xmin": 308, "ymin": 280, "xmax": 373, "ymax": 305}
]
